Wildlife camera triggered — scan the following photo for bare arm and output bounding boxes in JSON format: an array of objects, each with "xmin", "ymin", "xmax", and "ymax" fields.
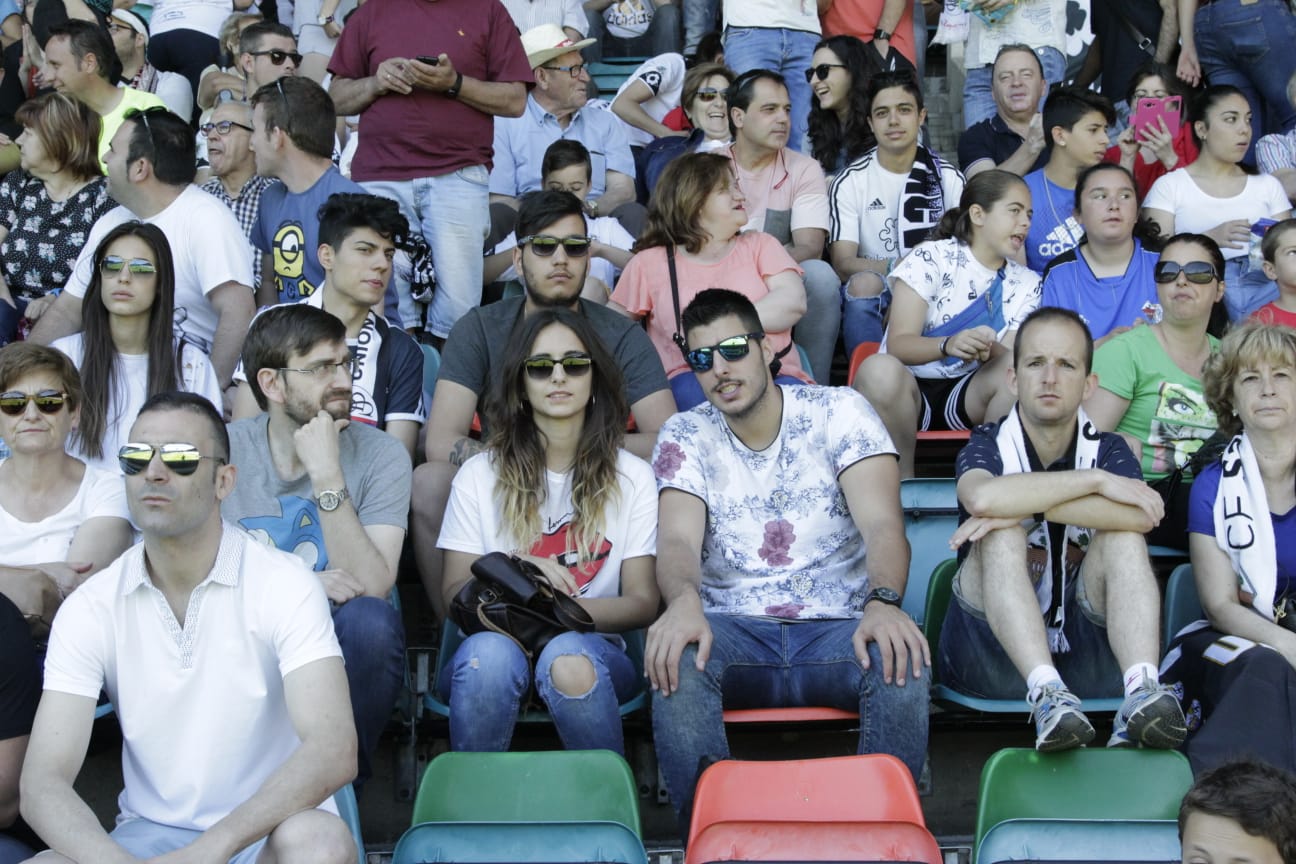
[
  {"xmin": 644, "ymin": 489, "xmax": 711, "ymax": 695},
  {"xmin": 995, "ymin": 129, "xmax": 1047, "ymax": 177},
  {"xmin": 611, "ymin": 79, "xmax": 680, "ymax": 140},
  {"xmin": 623, "ymin": 389, "xmax": 677, "ymax": 460},
  {"xmin": 257, "ymin": 252, "xmax": 277, "ymax": 308},
  {"xmin": 591, "ymin": 239, "xmax": 634, "ymax": 272},
  {"xmin": 957, "ymin": 466, "xmax": 1161, "ymax": 532},
  {"xmin": 232, "ymin": 381, "xmax": 262, "ymax": 420},
  {"xmin": 1177, "ymin": 0, "xmax": 1201, "ymax": 86},
  {"xmin": 65, "ymin": 516, "xmax": 133, "ymax": 577},
  {"xmin": 786, "ymin": 226, "xmax": 827, "ymax": 265},
  {"xmin": 1192, "ymin": 532, "xmax": 1296, "ymax": 667},
  {"xmin": 0, "ymin": 736, "xmax": 24, "ymax": 829},
  {"xmin": 207, "ymin": 280, "xmax": 256, "ymax": 386},
  {"xmin": 1273, "ymin": 169, "xmax": 1296, "ymax": 205},
  {"xmin": 596, "ymin": 171, "xmax": 636, "ymax": 214},
  {"xmin": 1155, "ymin": 0, "xmax": 1179, "ymax": 63},
  {"xmin": 580, "ymin": 555, "xmax": 661, "ymax": 632},
  {"xmin": 385, "ymin": 419, "xmax": 419, "ymax": 460},
  {"xmin": 198, "ymin": 68, "xmax": 246, "ymax": 110},
  {"xmin": 753, "ymin": 269, "xmax": 807, "ymax": 332},
  {"xmin": 423, "ymin": 380, "xmax": 483, "ymax": 465},
  {"xmin": 27, "ymin": 290, "xmax": 82, "ymax": 345},
  {"xmin": 1083, "ymin": 386, "xmax": 1144, "ymax": 461},
  {"xmin": 870, "ymin": 0, "xmax": 906, "ymax": 56},
  {"xmin": 829, "ymin": 238, "xmax": 892, "ymax": 280}
]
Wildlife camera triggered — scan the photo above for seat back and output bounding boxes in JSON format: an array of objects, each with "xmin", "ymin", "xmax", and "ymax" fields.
[
  {"xmin": 421, "ymin": 343, "xmax": 441, "ymax": 409},
  {"xmin": 920, "ymin": 558, "xmax": 960, "ymax": 672},
  {"xmin": 411, "ymin": 750, "xmax": 641, "ymax": 836},
  {"xmin": 973, "ymin": 749, "xmax": 1194, "ymax": 859},
  {"xmin": 392, "ymin": 821, "xmax": 648, "ymax": 864},
  {"xmin": 977, "ymin": 818, "xmax": 1181, "ymax": 864},
  {"xmin": 901, "ymin": 479, "xmax": 960, "ymax": 625},
  {"xmin": 332, "ymin": 784, "xmax": 365, "ymax": 864},
  {"xmin": 587, "ymin": 57, "xmax": 650, "ymax": 98},
  {"xmin": 686, "ymin": 820, "xmax": 942, "ymax": 864},
  {"xmin": 1163, "ymin": 563, "xmax": 1204, "ymax": 651}
]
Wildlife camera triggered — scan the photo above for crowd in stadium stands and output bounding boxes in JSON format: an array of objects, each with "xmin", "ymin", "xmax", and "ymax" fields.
[{"xmin": 4, "ymin": 0, "xmax": 1296, "ymax": 858}]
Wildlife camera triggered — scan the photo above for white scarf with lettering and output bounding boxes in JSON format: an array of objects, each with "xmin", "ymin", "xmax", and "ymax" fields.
[{"xmin": 1213, "ymin": 433, "xmax": 1278, "ymax": 620}]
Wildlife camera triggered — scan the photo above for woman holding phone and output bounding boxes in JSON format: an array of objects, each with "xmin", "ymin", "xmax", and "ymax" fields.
[{"xmin": 1107, "ymin": 61, "xmax": 1198, "ymax": 202}]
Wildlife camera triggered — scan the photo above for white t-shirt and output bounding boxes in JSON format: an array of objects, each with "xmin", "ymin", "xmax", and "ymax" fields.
[
  {"xmin": 612, "ymin": 53, "xmax": 686, "ymax": 147},
  {"xmin": 491, "ymin": 215, "xmax": 635, "ymax": 292},
  {"xmin": 1142, "ymin": 169, "xmax": 1290, "ymax": 260},
  {"xmin": 722, "ymin": 0, "xmax": 820, "ymax": 33},
  {"xmin": 884, "ymin": 237, "xmax": 1041, "ymax": 379},
  {"xmin": 966, "ymin": 0, "xmax": 1066, "ymax": 67},
  {"xmin": 149, "ymin": 0, "xmax": 231, "ymax": 39},
  {"xmin": 64, "ymin": 186, "xmax": 255, "ymax": 351},
  {"xmin": 651, "ymin": 385, "xmax": 893, "ymax": 619},
  {"xmin": 43, "ymin": 527, "xmax": 342, "ymax": 830},
  {"xmin": 52, "ymin": 333, "xmax": 223, "ymax": 475},
  {"xmin": 829, "ymin": 150, "xmax": 965, "ymax": 260},
  {"xmin": 439, "ymin": 449, "xmax": 657, "ymax": 601},
  {"xmin": 0, "ymin": 460, "xmax": 128, "ymax": 565}
]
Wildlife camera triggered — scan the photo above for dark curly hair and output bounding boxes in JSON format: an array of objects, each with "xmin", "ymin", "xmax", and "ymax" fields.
[{"xmin": 806, "ymin": 35, "xmax": 878, "ymax": 175}]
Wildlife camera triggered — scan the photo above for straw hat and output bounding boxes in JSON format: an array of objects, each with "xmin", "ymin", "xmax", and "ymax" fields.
[{"xmin": 520, "ymin": 23, "xmax": 595, "ymax": 70}]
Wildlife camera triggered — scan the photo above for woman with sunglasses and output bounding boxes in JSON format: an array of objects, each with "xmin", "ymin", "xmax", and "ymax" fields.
[
  {"xmin": 51, "ymin": 222, "xmax": 222, "ymax": 474},
  {"xmin": 436, "ymin": 308, "xmax": 659, "ymax": 754},
  {"xmin": 641, "ymin": 62, "xmax": 735, "ymax": 198},
  {"xmin": 1143, "ymin": 86, "xmax": 1291, "ymax": 321},
  {"xmin": 1086, "ymin": 233, "xmax": 1227, "ymax": 548},
  {"xmin": 610, "ymin": 151, "xmax": 812, "ymax": 410},
  {"xmin": 0, "ymin": 92, "xmax": 112, "ymax": 346},
  {"xmin": 806, "ymin": 34, "xmax": 912, "ymax": 178}
]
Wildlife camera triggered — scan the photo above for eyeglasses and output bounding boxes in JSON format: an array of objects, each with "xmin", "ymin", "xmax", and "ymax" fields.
[
  {"xmin": 684, "ymin": 332, "xmax": 763, "ymax": 373},
  {"xmin": 1154, "ymin": 260, "xmax": 1218, "ymax": 285},
  {"xmin": 118, "ymin": 442, "xmax": 225, "ymax": 476},
  {"xmin": 804, "ymin": 63, "xmax": 848, "ymax": 83},
  {"xmin": 278, "ymin": 358, "xmax": 355, "ymax": 378},
  {"xmin": 248, "ymin": 49, "xmax": 302, "ymax": 66},
  {"xmin": 524, "ymin": 354, "xmax": 593, "ymax": 380},
  {"xmin": 541, "ymin": 62, "xmax": 586, "ymax": 78},
  {"xmin": 106, "ymin": 21, "xmax": 134, "ymax": 34},
  {"xmin": 517, "ymin": 234, "xmax": 592, "ymax": 257},
  {"xmin": 199, "ymin": 120, "xmax": 253, "ymax": 137},
  {"xmin": 101, "ymin": 255, "xmax": 156, "ymax": 276},
  {"xmin": 695, "ymin": 87, "xmax": 726, "ymax": 103},
  {"xmin": 0, "ymin": 389, "xmax": 67, "ymax": 416}
]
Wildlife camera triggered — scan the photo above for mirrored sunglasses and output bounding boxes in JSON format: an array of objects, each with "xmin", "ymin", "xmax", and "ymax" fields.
[
  {"xmin": 0, "ymin": 389, "xmax": 66, "ymax": 416},
  {"xmin": 685, "ymin": 333, "xmax": 763, "ymax": 373},
  {"xmin": 118, "ymin": 442, "xmax": 225, "ymax": 476},
  {"xmin": 1153, "ymin": 260, "xmax": 1217, "ymax": 284},
  {"xmin": 695, "ymin": 87, "xmax": 726, "ymax": 103},
  {"xmin": 101, "ymin": 255, "xmax": 156, "ymax": 276}
]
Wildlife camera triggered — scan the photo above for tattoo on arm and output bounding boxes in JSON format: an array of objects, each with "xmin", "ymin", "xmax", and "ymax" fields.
[{"xmin": 448, "ymin": 438, "xmax": 484, "ymax": 467}]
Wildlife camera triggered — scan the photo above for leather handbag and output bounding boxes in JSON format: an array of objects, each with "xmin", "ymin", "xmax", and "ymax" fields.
[{"xmin": 449, "ymin": 551, "xmax": 594, "ymax": 660}]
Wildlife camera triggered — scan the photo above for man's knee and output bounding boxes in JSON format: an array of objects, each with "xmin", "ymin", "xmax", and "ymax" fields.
[
  {"xmin": 262, "ymin": 809, "xmax": 354, "ymax": 864},
  {"xmin": 333, "ymin": 596, "xmax": 403, "ymax": 648}
]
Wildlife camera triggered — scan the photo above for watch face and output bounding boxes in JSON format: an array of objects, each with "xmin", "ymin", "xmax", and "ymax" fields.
[
  {"xmin": 871, "ymin": 587, "xmax": 901, "ymax": 605},
  {"xmin": 318, "ymin": 490, "xmax": 341, "ymax": 511}
]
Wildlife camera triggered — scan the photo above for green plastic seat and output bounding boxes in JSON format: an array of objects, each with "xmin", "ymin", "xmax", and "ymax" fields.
[
  {"xmin": 411, "ymin": 750, "xmax": 641, "ymax": 837},
  {"xmin": 391, "ymin": 821, "xmax": 647, "ymax": 864},
  {"xmin": 973, "ymin": 748, "xmax": 1193, "ymax": 862},
  {"xmin": 1163, "ymin": 562, "xmax": 1205, "ymax": 651}
]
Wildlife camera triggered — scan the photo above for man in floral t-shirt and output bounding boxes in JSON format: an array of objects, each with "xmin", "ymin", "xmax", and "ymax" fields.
[{"xmin": 646, "ymin": 288, "xmax": 930, "ymax": 829}]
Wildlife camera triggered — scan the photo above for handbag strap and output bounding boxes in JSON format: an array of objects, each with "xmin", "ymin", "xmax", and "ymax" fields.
[
  {"xmin": 1107, "ymin": 3, "xmax": 1155, "ymax": 56},
  {"xmin": 668, "ymin": 245, "xmax": 689, "ymax": 358}
]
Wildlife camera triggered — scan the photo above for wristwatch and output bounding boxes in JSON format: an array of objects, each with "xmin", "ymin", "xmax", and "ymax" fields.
[
  {"xmin": 445, "ymin": 71, "xmax": 463, "ymax": 99},
  {"xmin": 317, "ymin": 13, "xmax": 333, "ymax": 25},
  {"xmin": 864, "ymin": 586, "xmax": 902, "ymax": 609},
  {"xmin": 315, "ymin": 487, "xmax": 351, "ymax": 512},
  {"xmin": 874, "ymin": 28, "xmax": 892, "ymax": 41}
]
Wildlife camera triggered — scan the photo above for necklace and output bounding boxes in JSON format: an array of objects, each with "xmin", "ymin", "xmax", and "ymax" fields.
[{"xmin": 1041, "ymin": 176, "xmax": 1082, "ymax": 249}]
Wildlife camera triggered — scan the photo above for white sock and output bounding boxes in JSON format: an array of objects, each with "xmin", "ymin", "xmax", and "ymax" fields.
[
  {"xmin": 1123, "ymin": 663, "xmax": 1159, "ymax": 696},
  {"xmin": 1026, "ymin": 665, "xmax": 1063, "ymax": 703}
]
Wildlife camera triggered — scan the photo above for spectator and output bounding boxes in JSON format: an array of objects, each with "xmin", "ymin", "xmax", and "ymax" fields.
[
  {"xmin": 610, "ymin": 51, "xmax": 689, "ymax": 148},
  {"xmin": 0, "ymin": 92, "xmax": 112, "ymax": 345},
  {"xmin": 1085, "ymin": 233, "xmax": 1225, "ymax": 549},
  {"xmin": 584, "ymin": 0, "xmax": 681, "ymax": 64},
  {"xmin": 1106, "ymin": 61, "xmax": 1199, "ymax": 203},
  {"xmin": 411, "ymin": 190, "xmax": 672, "ymax": 619},
  {"xmin": 820, "ymin": 0, "xmax": 920, "ymax": 69},
  {"xmin": 1255, "ymin": 218, "xmax": 1296, "ymax": 327},
  {"xmin": 958, "ymin": 44, "xmax": 1049, "ymax": 180},
  {"xmin": 147, "ymin": 0, "xmax": 247, "ymax": 99},
  {"xmin": 720, "ymin": 0, "xmax": 819, "ymax": 154},
  {"xmin": 199, "ymin": 100, "xmax": 273, "ymax": 289},
  {"xmin": 42, "ymin": 19, "xmax": 165, "ymax": 169},
  {"xmin": 292, "ymin": 0, "xmax": 352, "ymax": 83},
  {"xmin": 249, "ymin": 76, "xmax": 368, "ymax": 307},
  {"xmin": 0, "ymin": 592, "xmax": 37, "ymax": 864},
  {"xmin": 437, "ymin": 308, "xmax": 659, "ymax": 753},
  {"xmin": 1162, "ymin": 325, "xmax": 1296, "ymax": 778},
  {"xmin": 610, "ymin": 152, "xmax": 811, "ymax": 408},
  {"xmin": 108, "ymin": 9, "xmax": 192, "ymax": 121},
  {"xmin": 640, "ymin": 61, "xmax": 732, "ymax": 196},
  {"xmin": 1040, "ymin": 163, "xmax": 1161, "ymax": 344},
  {"xmin": 962, "ymin": 0, "xmax": 1066, "ymax": 128},
  {"xmin": 1179, "ymin": 760, "xmax": 1296, "ymax": 862},
  {"xmin": 1085, "ymin": 0, "xmax": 1178, "ymax": 113},
  {"xmin": 852, "ymin": 170, "xmax": 1039, "ymax": 478},
  {"xmin": 29, "ymin": 107, "xmax": 256, "ymax": 402},
  {"xmin": 1143, "ymin": 86, "xmax": 1291, "ymax": 321},
  {"xmin": 198, "ymin": 19, "xmax": 296, "ymax": 110},
  {"xmin": 829, "ymin": 70, "xmax": 964, "ymax": 356},
  {"xmin": 722, "ymin": 69, "xmax": 839, "ymax": 384},
  {"xmin": 500, "ymin": 0, "xmax": 588, "ymax": 42},
  {"xmin": 648, "ymin": 287, "xmax": 929, "ymax": 827},
  {"xmin": 940, "ymin": 306, "xmax": 1183, "ymax": 751},
  {"xmin": 20, "ymin": 390, "xmax": 358, "ymax": 864},
  {"xmin": 1258, "ymin": 70, "xmax": 1296, "ymax": 206},
  {"xmin": 1023, "ymin": 88, "xmax": 1116, "ymax": 274},
  {"xmin": 329, "ymin": 0, "xmax": 531, "ymax": 338},
  {"xmin": 225, "ymin": 304, "xmax": 408, "ymax": 792},
  {"xmin": 52, "ymin": 222, "xmax": 222, "ymax": 474},
  {"xmin": 194, "ymin": 11, "xmax": 263, "ymax": 112},
  {"xmin": 233, "ymin": 193, "xmax": 426, "ymax": 457},
  {"xmin": 681, "ymin": 0, "xmax": 719, "ymax": 58}
]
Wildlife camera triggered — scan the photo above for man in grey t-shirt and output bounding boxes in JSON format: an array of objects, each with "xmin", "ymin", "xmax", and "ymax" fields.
[{"xmin": 222, "ymin": 304, "xmax": 410, "ymax": 791}]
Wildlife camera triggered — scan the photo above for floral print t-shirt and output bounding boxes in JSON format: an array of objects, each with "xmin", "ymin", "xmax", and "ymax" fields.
[
  {"xmin": 0, "ymin": 173, "xmax": 112, "ymax": 300},
  {"xmin": 652, "ymin": 384, "xmax": 895, "ymax": 619}
]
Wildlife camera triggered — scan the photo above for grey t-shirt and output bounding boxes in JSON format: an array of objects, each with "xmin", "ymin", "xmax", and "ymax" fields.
[
  {"xmin": 222, "ymin": 415, "xmax": 412, "ymax": 571},
  {"xmin": 438, "ymin": 297, "xmax": 670, "ymax": 415}
]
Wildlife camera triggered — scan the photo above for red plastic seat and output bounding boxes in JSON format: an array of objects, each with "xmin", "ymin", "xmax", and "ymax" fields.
[
  {"xmin": 722, "ymin": 707, "xmax": 857, "ymax": 724},
  {"xmin": 847, "ymin": 342, "xmax": 881, "ymax": 387},
  {"xmin": 687, "ymin": 820, "xmax": 941, "ymax": 864}
]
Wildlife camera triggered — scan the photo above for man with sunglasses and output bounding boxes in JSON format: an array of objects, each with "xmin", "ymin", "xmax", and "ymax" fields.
[
  {"xmin": 648, "ymin": 287, "xmax": 930, "ymax": 827},
  {"xmin": 224, "ymin": 305, "xmax": 409, "ymax": 793},
  {"xmin": 201, "ymin": 100, "xmax": 274, "ymax": 290},
  {"xmin": 21, "ymin": 390, "xmax": 359, "ymax": 864},
  {"xmin": 413, "ymin": 189, "xmax": 673, "ymax": 619},
  {"xmin": 237, "ymin": 22, "xmax": 301, "ymax": 99}
]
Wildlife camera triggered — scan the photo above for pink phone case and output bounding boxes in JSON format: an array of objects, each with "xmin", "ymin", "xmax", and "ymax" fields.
[{"xmin": 1132, "ymin": 96, "xmax": 1182, "ymax": 139}]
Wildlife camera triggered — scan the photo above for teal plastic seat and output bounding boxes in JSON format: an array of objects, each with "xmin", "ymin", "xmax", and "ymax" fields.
[
  {"xmin": 586, "ymin": 57, "xmax": 650, "ymax": 98},
  {"xmin": 391, "ymin": 820, "xmax": 647, "ymax": 864},
  {"xmin": 333, "ymin": 784, "xmax": 364, "ymax": 864},
  {"xmin": 421, "ymin": 344, "xmax": 441, "ymax": 410},
  {"xmin": 978, "ymin": 818, "xmax": 1181, "ymax": 863},
  {"xmin": 900, "ymin": 477, "xmax": 960, "ymax": 626},
  {"xmin": 1163, "ymin": 562, "xmax": 1205, "ymax": 651}
]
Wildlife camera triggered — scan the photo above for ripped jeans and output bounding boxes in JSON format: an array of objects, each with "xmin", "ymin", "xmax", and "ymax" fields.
[{"xmin": 438, "ymin": 630, "xmax": 638, "ymax": 753}]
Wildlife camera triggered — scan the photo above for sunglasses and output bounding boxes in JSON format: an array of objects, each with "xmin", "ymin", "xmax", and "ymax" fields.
[
  {"xmin": 248, "ymin": 49, "xmax": 303, "ymax": 66},
  {"xmin": 101, "ymin": 255, "xmax": 156, "ymax": 276},
  {"xmin": 518, "ymin": 234, "xmax": 593, "ymax": 257},
  {"xmin": 0, "ymin": 389, "xmax": 67, "ymax": 416},
  {"xmin": 524, "ymin": 354, "xmax": 593, "ymax": 380},
  {"xmin": 695, "ymin": 87, "xmax": 726, "ymax": 103},
  {"xmin": 804, "ymin": 63, "xmax": 848, "ymax": 83},
  {"xmin": 1154, "ymin": 260, "xmax": 1218, "ymax": 284},
  {"xmin": 199, "ymin": 120, "xmax": 253, "ymax": 137},
  {"xmin": 118, "ymin": 442, "xmax": 225, "ymax": 476},
  {"xmin": 684, "ymin": 332, "xmax": 763, "ymax": 373}
]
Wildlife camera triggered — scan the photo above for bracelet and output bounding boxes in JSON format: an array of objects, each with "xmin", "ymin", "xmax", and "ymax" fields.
[
  {"xmin": 939, "ymin": 336, "xmax": 950, "ymax": 357},
  {"xmin": 445, "ymin": 71, "xmax": 463, "ymax": 99}
]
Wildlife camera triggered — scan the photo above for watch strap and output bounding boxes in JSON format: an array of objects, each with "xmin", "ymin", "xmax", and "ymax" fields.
[{"xmin": 445, "ymin": 71, "xmax": 463, "ymax": 99}]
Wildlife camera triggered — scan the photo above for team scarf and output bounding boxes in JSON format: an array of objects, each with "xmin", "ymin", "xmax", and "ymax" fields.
[{"xmin": 1213, "ymin": 433, "xmax": 1280, "ymax": 621}]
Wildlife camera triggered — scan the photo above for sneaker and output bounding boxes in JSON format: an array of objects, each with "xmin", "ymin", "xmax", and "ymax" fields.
[
  {"xmin": 1029, "ymin": 682, "xmax": 1095, "ymax": 751},
  {"xmin": 1109, "ymin": 679, "xmax": 1187, "ymax": 749}
]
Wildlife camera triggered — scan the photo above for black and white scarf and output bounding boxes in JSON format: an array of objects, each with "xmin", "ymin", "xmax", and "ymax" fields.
[
  {"xmin": 898, "ymin": 145, "xmax": 951, "ymax": 256},
  {"xmin": 1213, "ymin": 433, "xmax": 1279, "ymax": 621}
]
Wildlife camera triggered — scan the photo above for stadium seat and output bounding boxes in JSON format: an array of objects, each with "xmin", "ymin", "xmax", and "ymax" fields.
[
  {"xmin": 847, "ymin": 342, "xmax": 880, "ymax": 386},
  {"xmin": 722, "ymin": 706, "xmax": 858, "ymax": 723},
  {"xmin": 333, "ymin": 784, "xmax": 365, "ymax": 864},
  {"xmin": 420, "ymin": 343, "xmax": 440, "ymax": 410},
  {"xmin": 977, "ymin": 818, "xmax": 1181, "ymax": 863},
  {"xmin": 973, "ymin": 748, "xmax": 1193, "ymax": 862},
  {"xmin": 587, "ymin": 58, "xmax": 650, "ymax": 98},
  {"xmin": 410, "ymin": 750, "xmax": 641, "ymax": 837},
  {"xmin": 391, "ymin": 820, "xmax": 647, "ymax": 864},
  {"xmin": 1163, "ymin": 562, "xmax": 1205, "ymax": 651},
  {"xmin": 687, "ymin": 820, "xmax": 941, "ymax": 864},
  {"xmin": 900, "ymin": 477, "xmax": 960, "ymax": 626}
]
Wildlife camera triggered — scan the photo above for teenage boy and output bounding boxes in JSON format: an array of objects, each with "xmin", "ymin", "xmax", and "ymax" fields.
[
  {"xmin": 1255, "ymin": 217, "xmax": 1296, "ymax": 328},
  {"xmin": 1023, "ymin": 88, "xmax": 1116, "ymax": 274}
]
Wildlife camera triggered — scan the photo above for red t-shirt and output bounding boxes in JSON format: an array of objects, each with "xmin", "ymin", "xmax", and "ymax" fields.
[
  {"xmin": 820, "ymin": 0, "xmax": 918, "ymax": 67},
  {"xmin": 328, "ymin": 0, "xmax": 534, "ymax": 181},
  {"xmin": 1252, "ymin": 301, "xmax": 1296, "ymax": 328},
  {"xmin": 1103, "ymin": 122, "xmax": 1200, "ymax": 203}
]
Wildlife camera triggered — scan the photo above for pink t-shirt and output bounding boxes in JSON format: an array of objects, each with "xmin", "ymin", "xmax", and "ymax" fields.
[
  {"xmin": 725, "ymin": 144, "xmax": 830, "ymax": 240},
  {"xmin": 611, "ymin": 232, "xmax": 811, "ymax": 381},
  {"xmin": 1252, "ymin": 301, "xmax": 1296, "ymax": 328},
  {"xmin": 328, "ymin": 0, "xmax": 534, "ymax": 181}
]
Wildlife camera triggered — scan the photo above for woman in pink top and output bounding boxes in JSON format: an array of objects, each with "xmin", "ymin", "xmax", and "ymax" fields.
[{"xmin": 609, "ymin": 152, "xmax": 812, "ymax": 410}]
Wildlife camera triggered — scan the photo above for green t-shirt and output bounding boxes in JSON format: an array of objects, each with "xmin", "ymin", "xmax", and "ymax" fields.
[
  {"xmin": 97, "ymin": 87, "xmax": 168, "ymax": 172},
  {"xmin": 1091, "ymin": 324, "xmax": 1218, "ymax": 481}
]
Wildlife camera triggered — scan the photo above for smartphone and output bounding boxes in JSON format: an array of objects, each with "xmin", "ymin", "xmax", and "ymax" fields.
[
  {"xmin": 1132, "ymin": 96, "xmax": 1183, "ymax": 140},
  {"xmin": 415, "ymin": 55, "xmax": 439, "ymax": 65}
]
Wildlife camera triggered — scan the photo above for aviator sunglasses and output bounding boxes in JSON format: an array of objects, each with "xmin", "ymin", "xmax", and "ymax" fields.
[
  {"xmin": 524, "ymin": 354, "xmax": 593, "ymax": 380},
  {"xmin": 1153, "ymin": 260, "xmax": 1218, "ymax": 285},
  {"xmin": 0, "ymin": 389, "xmax": 67, "ymax": 416},
  {"xmin": 684, "ymin": 333, "xmax": 763, "ymax": 373},
  {"xmin": 118, "ymin": 442, "xmax": 226, "ymax": 476},
  {"xmin": 101, "ymin": 255, "xmax": 157, "ymax": 276},
  {"xmin": 518, "ymin": 235, "xmax": 593, "ymax": 257}
]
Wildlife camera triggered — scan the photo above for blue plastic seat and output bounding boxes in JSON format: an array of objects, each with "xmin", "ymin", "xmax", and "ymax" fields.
[
  {"xmin": 900, "ymin": 478, "xmax": 960, "ymax": 626},
  {"xmin": 333, "ymin": 784, "xmax": 364, "ymax": 864},
  {"xmin": 391, "ymin": 820, "xmax": 647, "ymax": 864},
  {"xmin": 977, "ymin": 818, "xmax": 1181, "ymax": 863},
  {"xmin": 421, "ymin": 343, "xmax": 440, "ymax": 411},
  {"xmin": 586, "ymin": 57, "xmax": 650, "ymax": 98}
]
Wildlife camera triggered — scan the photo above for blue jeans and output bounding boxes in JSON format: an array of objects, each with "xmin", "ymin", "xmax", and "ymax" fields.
[
  {"xmin": 963, "ymin": 46, "xmax": 1067, "ymax": 127},
  {"xmin": 722, "ymin": 26, "xmax": 818, "ymax": 154},
  {"xmin": 651, "ymin": 615, "xmax": 930, "ymax": 822},
  {"xmin": 0, "ymin": 834, "xmax": 32, "ymax": 864},
  {"xmin": 1194, "ymin": 0, "xmax": 1296, "ymax": 166},
  {"xmin": 682, "ymin": 0, "xmax": 720, "ymax": 54},
  {"xmin": 842, "ymin": 281, "xmax": 890, "ymax": 357},
  {"xmin": 363, "ymin": 166, "xmax": 490, "ymax": 336},
  {"xmin": 333, "ymin": 596, "xmax": 405, "ymax": 791},
  {"xmin": 584, "ymin": 2, "xmax": 681, "ymax": 62},
  {"xmin": 796, "ymin": 258, "xmax": 842, "ymax": 384},
  {"xmin": 1223, "ymin": 255, "xmax": 1279, "ymax": 321},
  {"xmin": 438, "ymin": 630, "xmax": 639, "ymax": 753}
]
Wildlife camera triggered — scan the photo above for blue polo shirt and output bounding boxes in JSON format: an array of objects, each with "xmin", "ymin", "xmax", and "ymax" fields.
[{"xmin": 490, "ymin": 94, "xmax": 636, "ymax": 199}]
